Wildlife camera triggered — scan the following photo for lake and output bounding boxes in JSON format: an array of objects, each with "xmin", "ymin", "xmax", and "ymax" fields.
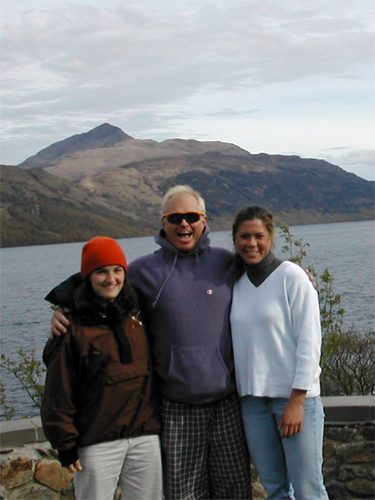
[{"xmin": 1, "ymin": 220, "xmax": 374, "ymax": 419}]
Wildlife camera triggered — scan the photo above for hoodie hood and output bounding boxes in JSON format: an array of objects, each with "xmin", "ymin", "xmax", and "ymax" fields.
[{"xmin": 155, "ymin": 225, "xmax": 211, "ymax": 257}]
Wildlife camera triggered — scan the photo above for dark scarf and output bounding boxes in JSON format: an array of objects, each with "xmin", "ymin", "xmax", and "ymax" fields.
[
  {"xmin": 77, "ymin": 304, "xmax": 133, "ymax": 365},
  {"xmin": 245, "ymin": 252, "xmax": 283, "ymax": 287}
]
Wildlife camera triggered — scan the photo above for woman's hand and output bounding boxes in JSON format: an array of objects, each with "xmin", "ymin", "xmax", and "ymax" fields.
[
  {"xmin": 279, "ymin": 389, "xmax": 307, "ymax": 438},
  {"xmin": 68, "ymin": 460, "xmax": 82, "ymax": 473},
  {"xmin": 50, "ymin": 307, "xmax": 71, "ymax": 337}
]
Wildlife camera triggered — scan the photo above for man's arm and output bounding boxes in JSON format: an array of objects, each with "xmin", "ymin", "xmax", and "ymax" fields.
[
  {"xmin": 45, "ymin": 272, "xmax": 83, "ymax": 306},
  {"xmin": 45, "ymin": 273, "xmax": 82, "ymax": 336}
]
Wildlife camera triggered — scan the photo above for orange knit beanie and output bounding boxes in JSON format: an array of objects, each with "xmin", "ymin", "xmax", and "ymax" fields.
[{"xmin": 81, "ymin": 236, "xmax": 128, "ymax": 278}]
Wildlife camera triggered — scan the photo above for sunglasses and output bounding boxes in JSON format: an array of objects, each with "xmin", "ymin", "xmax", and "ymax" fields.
[{"xmin": 163, "ymin": 212, "xmax": 205, "ymax": 225}]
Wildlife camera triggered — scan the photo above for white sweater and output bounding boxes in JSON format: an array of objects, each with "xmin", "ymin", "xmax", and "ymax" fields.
[{"xmin": 230, "ymin": 261, "xmax": 322, "ymax": 399}]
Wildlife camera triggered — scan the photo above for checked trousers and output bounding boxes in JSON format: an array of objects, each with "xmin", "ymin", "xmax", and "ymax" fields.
[{"xmin": 161, "ymin": 392, "xmax": 252, "ymax": 500}]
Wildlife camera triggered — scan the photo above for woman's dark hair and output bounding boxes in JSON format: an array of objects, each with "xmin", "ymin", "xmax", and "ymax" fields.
[
  {"xmin": 232, "ymin": 205, "xmax": 275, "ymax": 242},
  {"xmin": 232, "ymin": 205, "xmax": 275, "ymax": 274},
  {"xmin": 72, "ymin": 276, "xmax": 139, "ymax": 319}
]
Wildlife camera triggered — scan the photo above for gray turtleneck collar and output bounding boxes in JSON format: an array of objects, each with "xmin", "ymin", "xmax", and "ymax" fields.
[{"xmin": 245, "ymin": 252, "xmax": 283, "ymax": 287}]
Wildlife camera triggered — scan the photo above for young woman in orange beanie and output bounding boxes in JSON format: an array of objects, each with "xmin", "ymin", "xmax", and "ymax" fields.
[{"xmin": 41, "ymin": 236, "xmax": 162, "ymax": 500}]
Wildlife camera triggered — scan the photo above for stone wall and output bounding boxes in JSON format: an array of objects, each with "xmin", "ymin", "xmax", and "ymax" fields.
[
  {"xmin": 0, "ymin": 444, "xmax": 74, "ymax": 500},
  {"xmin": 1, "ymin": 397, "xmax": 374, "ymax": 500},
  {"xmin": 323, "ymin": 421, "xmax": 374, "ymax": 499}
]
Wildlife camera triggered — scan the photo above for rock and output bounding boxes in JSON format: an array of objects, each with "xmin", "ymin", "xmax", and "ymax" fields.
[
  {"xmin": 346, "ymin": 442, "xmax": 374, "ymax": 463},
  {"xmin": 251, "ymin": 482, "xmax": 267, "ymax": 499},
  {"xmin": 0, "ymin": 457, "xmax": 34, "ymax": 489},
  {"xmin": 60, "ymin": 481, "xmax": 76, "ymax": 499},
  {"xmin": 361, "ymin": 423, "xmax": 375, "ymax": 441},
  {"xmin": 324, "ymin": 424, "xmax": 357, "ymax": 443},
  {"xmin": 323, "ymin": 441, "xmax": 336, "ymax": 460},
  {"xmin": 346, "ymin": 478, "xmax": 375, "ymax": 497},
  {"xmin": 7, "ymin": 482, "xmax": 60, "ymax": 500},
  {"xmin": 0, "ymin": 484, "xmax": 7, "ymax": 500},
  {"xmin": 34, "ymin": 460, "xmax": 72, "ymax": 492},
  {"xmin": 326, "ymin": 481, "xmax": 350, "ymax": 499}
]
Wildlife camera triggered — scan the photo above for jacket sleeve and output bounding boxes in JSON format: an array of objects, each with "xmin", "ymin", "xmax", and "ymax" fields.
[
  {"xmin": 41, "ymin": 329, "xmax": 80, "ymax": 465},
  {"xmin": 44, "ymin": 272, "xmax": 83, "ymax": 307}
]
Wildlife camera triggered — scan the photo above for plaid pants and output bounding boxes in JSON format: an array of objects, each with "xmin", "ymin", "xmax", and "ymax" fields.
[{"xmin": 161, "ymin": 393, "xmax": 252, "ymax": 500}]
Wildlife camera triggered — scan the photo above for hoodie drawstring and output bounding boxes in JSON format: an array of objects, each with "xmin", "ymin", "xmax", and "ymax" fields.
[{"xmin": 152, "ymin": 253, "xmax": 178, "ymax": 308}]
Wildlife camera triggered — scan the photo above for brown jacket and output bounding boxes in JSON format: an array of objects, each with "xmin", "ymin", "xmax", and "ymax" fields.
[{"xmin": 41, "ymin": 312, "xmax": 160, "ymax": 466}]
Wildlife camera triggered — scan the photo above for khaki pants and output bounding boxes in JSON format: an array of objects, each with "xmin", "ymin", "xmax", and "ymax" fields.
[{"xmin": 73, "ymin": 435, "xmax": 163, "ymax": 500}]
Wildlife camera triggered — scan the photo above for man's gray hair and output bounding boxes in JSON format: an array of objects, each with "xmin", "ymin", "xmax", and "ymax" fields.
[{"xmin": 161, "ymin": 185, "xmax": 206, "ymax": 216}]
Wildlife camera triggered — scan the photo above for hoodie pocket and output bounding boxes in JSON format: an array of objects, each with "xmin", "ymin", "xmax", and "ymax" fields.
[{"xmin": 167, "ymin": 345, "xmax": 230, "ymax": 398}]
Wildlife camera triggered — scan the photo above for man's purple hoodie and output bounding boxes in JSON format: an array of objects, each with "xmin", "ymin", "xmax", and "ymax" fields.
[{"xmin": 128, "ymin": 227, "xmax": 237, "ymax": 405}]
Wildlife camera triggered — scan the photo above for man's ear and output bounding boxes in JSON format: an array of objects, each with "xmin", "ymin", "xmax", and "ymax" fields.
[{"xmin": 202, "ymin": 215, "xmax": 208, "ymax": 233}]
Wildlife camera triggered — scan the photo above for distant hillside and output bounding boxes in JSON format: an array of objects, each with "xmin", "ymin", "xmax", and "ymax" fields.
[
  {"xmin": 0, "ymin": 165, "xmax": 157, "ymax": 247},
  {"xmin": 1, "ymin": 123, "xmax": 373, "ymax": 247}
]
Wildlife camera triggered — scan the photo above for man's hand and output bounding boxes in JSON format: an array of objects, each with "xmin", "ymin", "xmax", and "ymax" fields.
[
  {"xmin": 279, "ymin": 389, "xmax": 306, "ymax": 438},
  {"xmin": 305, "ymin": 268, "xmax": 317, "ymax": 289},
  {"xmin": 51, "ymin": 307, "xmax": 71, "ymax": 337},
  {"xmin": 294, "ymin": 262, "xmax": 317, "ymax": 289},
  {"xmin": 68, "ymin": 459, "xmax": 82, "ymax": 473}
]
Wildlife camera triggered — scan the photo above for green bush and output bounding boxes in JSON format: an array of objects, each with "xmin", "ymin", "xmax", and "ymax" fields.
[{"xmin": 0, "ymin": 349, "xmax": 45, "ymax": 420}]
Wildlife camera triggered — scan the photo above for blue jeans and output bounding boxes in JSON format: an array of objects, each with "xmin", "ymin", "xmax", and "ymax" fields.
[{"xmin": 241, "ymin": 395, "xmax": 328, "ymax": 500}]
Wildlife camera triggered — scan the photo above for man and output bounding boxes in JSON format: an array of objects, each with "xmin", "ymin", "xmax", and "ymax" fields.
[{"xmin": 49, "ymin": 185, "xmax": 252, "ymax": 499}]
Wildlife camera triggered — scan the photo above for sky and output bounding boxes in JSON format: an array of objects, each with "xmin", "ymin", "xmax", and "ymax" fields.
[{"xmin": 1, "ymin": 0, "xmax": 374, "ymax": 180}]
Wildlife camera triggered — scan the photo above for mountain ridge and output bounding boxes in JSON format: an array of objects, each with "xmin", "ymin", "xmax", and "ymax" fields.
[
  {"xmin": 17, "ymin": 124, "xmax": 252, "ymax": 179},
  {"xmin": 17, "ymin": 123, "xmax": 132, "ymax": 170},
  {"xmin": 1, "ymin": 123, "xmax": 373, "ymax": 248}
]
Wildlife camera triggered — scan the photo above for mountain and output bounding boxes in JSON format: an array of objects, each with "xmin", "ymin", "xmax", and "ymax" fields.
[
  {"xmin": 17, "ymin": 123, "xmax": 132, "ymax": 170},
  {"xmin": 1, "ymin": 123, "xmax": 373, "ymax": 248},
  {"xmin": 17, "ymin": 123, "xmax": 249, "ymax": 180}
]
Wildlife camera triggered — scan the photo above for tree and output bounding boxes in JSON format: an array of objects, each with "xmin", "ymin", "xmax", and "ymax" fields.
[
  {"xmin": 0, "ymin": 349, "xmax": 45, "ymax": 419},
  {"xmin": 0, "ymin": 379, "xmax": 15, "ymax": 420},
  {"xmin": 321, "ymin": 330, "xmax": 375, "ymax": 396}
]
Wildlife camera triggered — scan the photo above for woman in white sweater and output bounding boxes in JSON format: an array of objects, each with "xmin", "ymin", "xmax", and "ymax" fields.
[{"xmin": 230, "ymin": 205, "xmax": 328, "ymax": 500}]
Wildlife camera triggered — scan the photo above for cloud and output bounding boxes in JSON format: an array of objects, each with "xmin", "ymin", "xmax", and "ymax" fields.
[
  {"xmin": 3, "ymin": 1, "xmax": 372, "ymax": 102},
  {"xmin": 1, "ymin": 0, "xmax": 374, "ymax": 180},
  {"xmin": 342, "ymin": 149, "xmax": 375, "ymax": 169},
  {"xmin": 322, "ymin": 148, "xmax": 375, "ymax": 180}
]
